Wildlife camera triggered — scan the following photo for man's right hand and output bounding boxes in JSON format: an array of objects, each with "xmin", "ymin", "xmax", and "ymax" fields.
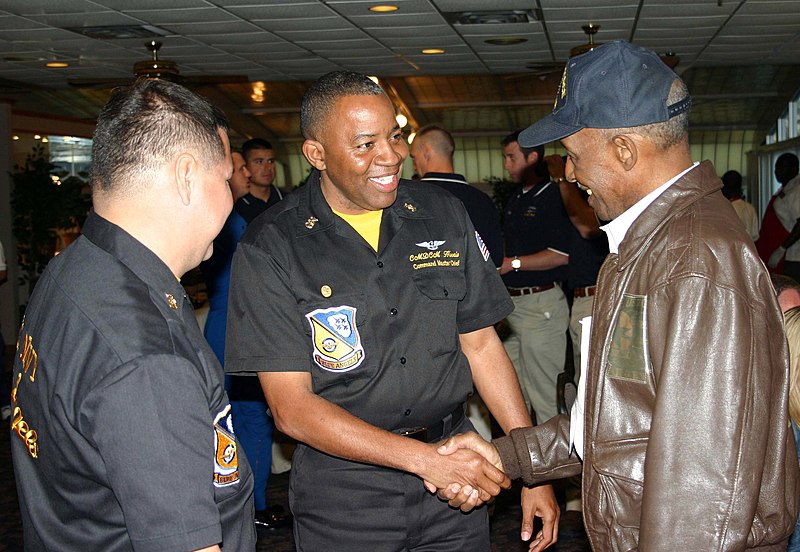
[
  {"xmin": 419, "ymin": 436, "xmax": 510, "ymax": 510},
  {"xmin": 422, "ymin": 432, "xmax": 506, "ymax": 510}
]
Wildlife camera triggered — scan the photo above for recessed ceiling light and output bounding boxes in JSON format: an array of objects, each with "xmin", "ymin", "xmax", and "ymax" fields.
[
  {"xmin": 368, "ymin": 75, "xmax": 380, "ymax": 84},
  {"xmin": 484, "ymin": 37, "xmax": 528, "ymax": 46},
  {"xmin": 422, "ymin": 48, "xmax": 445, "ymax": 55},
  {"xmin": 369, "ymin": 5, "xmax": 399, "ymax": 12},
  {"xmin": 46, "ymin": 62, "xmax": 69, "ymax": 68}
]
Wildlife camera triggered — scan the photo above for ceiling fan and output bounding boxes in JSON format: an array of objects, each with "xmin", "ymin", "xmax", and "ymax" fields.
[
  {"xmin": 68, "ymin": 40, "xmax": 249, "ymax": 89},
  {"xmin": 507, "ymin": 24, "xmax": 679, "ymax": 82}
]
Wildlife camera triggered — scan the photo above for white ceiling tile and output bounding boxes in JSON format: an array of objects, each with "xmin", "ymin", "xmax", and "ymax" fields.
[
  {"xmin": 432, "ymin": 0, "xmax": 538, "ymax": 9},
  {"xmin": 380, "ymin": 36, "xmax": 465, "ymax": 48},
  {"xmin": 253, "ymin": 17, "xmax": 350, "ymax": 33},
  {"xmin": 275, "ymin": 28, "xmax": 366, "ymax": 41},
  {"xmin": 98, "ymin": 0, "xmax": 206, "ymax": 8},
  {"xmin": 224, "ymin": 4, "xmax": 334, "ymax": 19},
  {"xmin": 349, "ymin": 13, "xmax": 447, "ymax": 27},
  {"xmin": 1, "ymin": 0, "xmax": 113, "ymax": 13},
  {"xmin": 366, "ymin": 25, "xmax": 457, "ymax": 39},
  {"xmin": 160, "ymin": 21, "xmax": 257, "ymax": 35},
  {"xmin": 0, "ymin": 17, "xmax": 48, "ymax": 30},
  {"xmin": 302, "ymin": 38, "xmax": 389, "ymax": 51},
  {"xmin": 123, "ymin": 8, "xmax": 237, "ymax": 24},
  {"xmin": 23, "ymin": 12, "xmax": 143, "ymax": 27}
]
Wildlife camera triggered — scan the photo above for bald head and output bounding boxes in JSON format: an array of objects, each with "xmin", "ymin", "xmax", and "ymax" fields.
[{"xmin": 410, "ymin": 125, "xmax": 455, "ymax": 177}]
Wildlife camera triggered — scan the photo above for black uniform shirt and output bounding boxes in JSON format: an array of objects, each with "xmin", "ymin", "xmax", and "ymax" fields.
[
  {"xmin": 226, "ymin": 170, "xmax": 513, "ymax": 432},
  {"xmin": 502, "ymin": 181, "xmax": 572, "ymax": 287},
  {"xmin": 235, "ymin": 190, "xmax": 281, "ymax": 224},
  {"xmin": 10, "ymin": 212, "xmax": 255, "ymax": 552},
  {"xmin": 567, "ymin": 233, "xmax": 609, "ymax": 289},
  {"xmin": 420, "ymin": 172, "xmax": 504, "ymax": 268}
]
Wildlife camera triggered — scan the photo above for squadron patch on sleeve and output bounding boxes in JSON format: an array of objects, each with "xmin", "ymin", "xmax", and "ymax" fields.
[
  {"xmin": 607, "ymin": 294, "xmax": 649, "ymax": 383},
  {"xmin": 305, "ymin": 305, "xmax": 365, "ymax": 373},
  {"xmin": 213, "ymin": 404, "xmax": 241, "ymax": 487},
  {"xmin": 475, "ymin": 231, "xmax": 490, "ymax": 262}
]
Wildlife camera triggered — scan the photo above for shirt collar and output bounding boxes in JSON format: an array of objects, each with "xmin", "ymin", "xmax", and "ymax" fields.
[
  {"xmin": 82, "ymin": 211, "xmax": 187, "ymax": 307},
  {"xmin": 602, "ymin": 162, "xmax": 699, "ymax": 254},
  {"xmin": 420, "ymin": 172, "xmax": 468, "ymax": 185},
  {"xmin": 296, "ymin": 170, "xmax": 434, "ymax": 237}
]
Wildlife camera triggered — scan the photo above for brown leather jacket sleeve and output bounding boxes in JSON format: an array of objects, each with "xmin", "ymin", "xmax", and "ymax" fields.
[{"xmin": 494, "ymin": 413, "xmax": 582, "ymax": 485}]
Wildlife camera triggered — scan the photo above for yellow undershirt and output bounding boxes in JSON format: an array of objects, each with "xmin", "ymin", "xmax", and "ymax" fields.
[{"xmin": 333, "ymin": 209, "xmax": 383, "ymax": 252}]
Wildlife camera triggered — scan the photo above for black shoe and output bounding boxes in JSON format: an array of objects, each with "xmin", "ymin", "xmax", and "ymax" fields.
[{"xmin": 254, "ymin": 506, "xmax": 292, "ymax": 532}]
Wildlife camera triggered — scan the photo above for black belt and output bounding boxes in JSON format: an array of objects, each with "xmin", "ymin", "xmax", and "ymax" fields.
[
  {"xmin": 397, "ymin": 403, "xmax": 465, "ymax": 443},
  {"xmin": 507, "ymin": 283, "xmax": 555, "ymax": 296}
]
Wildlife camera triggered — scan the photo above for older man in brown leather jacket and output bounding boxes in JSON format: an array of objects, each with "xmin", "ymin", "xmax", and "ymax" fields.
[{"xmin": 438, "ymin": 41, "xmax": 800, "ymax": 551}]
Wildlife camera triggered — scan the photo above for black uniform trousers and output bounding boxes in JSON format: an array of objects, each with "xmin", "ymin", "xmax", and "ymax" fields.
[{"xmin": 288, "ymin": 415, "xmax": 490, "ymax": 552}]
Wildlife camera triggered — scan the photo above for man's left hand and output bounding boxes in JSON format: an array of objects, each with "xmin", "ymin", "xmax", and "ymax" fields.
[{"xmin": 521, "ymin": 485, "xmax": 559, "ymax": 551}]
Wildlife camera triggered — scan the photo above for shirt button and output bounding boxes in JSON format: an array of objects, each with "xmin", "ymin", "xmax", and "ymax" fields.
[
  {"xmin": 400, "ymin": 357, "xmax": 406, "ymax": 364},
  {"xmin": 404, "ymin": 409, "xmax": 411, "ymax": 416},
  {"xmin": 390, "ymin": 308, "xmax": 398, "ymax": 315},
  {"xmin": 443, "ymin": 288, "xmax": 449, "ymax": 297},
  {"xmin": 377, "ymin": 261, "xmax": 384, "ymax": 268}
]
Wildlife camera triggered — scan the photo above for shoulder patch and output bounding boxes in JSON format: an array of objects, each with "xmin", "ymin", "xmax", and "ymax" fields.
[
  {"xmin": 305, "ymin": 306, "xmax": 365, "ymax": 373},
  {"xmin": 475, "ymin": 231, "xmax": 490, "ymax": 262},
  {"xmin": 607, "ymin": 294, "xmax": 649, "ymax": 383},
  {"xmin": 213, "ymin": 404, "xmax": 241, "ymax": 487}
]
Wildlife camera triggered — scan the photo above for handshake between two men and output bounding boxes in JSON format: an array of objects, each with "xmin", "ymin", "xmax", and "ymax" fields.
[
  {"xmin": 423, "ymin": 432, "xmax": 507, "ymax": 511},
  {"xmin": 421, "ymin": 431, "xmax": 560, "ymax": 552}
]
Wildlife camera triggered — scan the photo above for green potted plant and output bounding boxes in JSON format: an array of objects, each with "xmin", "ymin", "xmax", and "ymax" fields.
[{"xmin": 10, "ymin": 144, "xmax": 91, "ymax": 295}]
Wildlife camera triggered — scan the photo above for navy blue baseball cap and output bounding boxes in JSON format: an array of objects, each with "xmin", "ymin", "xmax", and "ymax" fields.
[{"xmin": 519, "ymin": 40, "xmax": 691, "ymax": 148}]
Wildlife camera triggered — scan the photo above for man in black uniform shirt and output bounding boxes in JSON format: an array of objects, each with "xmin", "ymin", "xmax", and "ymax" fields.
[
  {"xmin": 238, "ymin": 137, "xmax": 283, "ymax": 221},
  {"xmin": 225, "ymin": 71, "xmax": 559, "ymax": 552},
  {"xmin": 410, "ymin": 124, "xmax": 504, "ymax": 268},
  {"xmin": 10, "ymin": 79, "xmax": 255, "ymax": 551},
  {"xmin": 499, "ymin": 131, "xmax": 573, "ymax": 425}
]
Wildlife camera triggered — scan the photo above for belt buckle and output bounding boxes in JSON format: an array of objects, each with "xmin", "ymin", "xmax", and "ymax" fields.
[{"xmin": 399, "ymin": 426, "xmax": 429, "ymax": 442}]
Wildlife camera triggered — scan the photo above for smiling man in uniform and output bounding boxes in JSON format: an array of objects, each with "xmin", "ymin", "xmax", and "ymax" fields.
[{"xmin": 225, "ymin": 71, "xmax": 559, "ymax": 551}]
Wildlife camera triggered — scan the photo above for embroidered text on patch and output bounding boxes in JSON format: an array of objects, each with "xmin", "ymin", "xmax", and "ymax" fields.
[{"xmin": 306, "ymin": 306, "xmax": 365, "ymax": 372}]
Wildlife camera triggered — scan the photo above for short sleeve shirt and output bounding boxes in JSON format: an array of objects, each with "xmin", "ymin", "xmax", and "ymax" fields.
[
  {"xmin": 225, "ymin": 171, "xmax": 513, "ymax": 431},
  {"xmin": 10, "ymin": 212, "xmax": 255, "ymax": 552},
  {"xmin": 502, "ymin": 181, "xmax": 572, "ymax": 287}
]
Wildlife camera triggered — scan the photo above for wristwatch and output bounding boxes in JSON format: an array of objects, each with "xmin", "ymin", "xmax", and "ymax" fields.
[{"xmin": 511, "ymin": 256, "xmax": 521, "ymax": 271}]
